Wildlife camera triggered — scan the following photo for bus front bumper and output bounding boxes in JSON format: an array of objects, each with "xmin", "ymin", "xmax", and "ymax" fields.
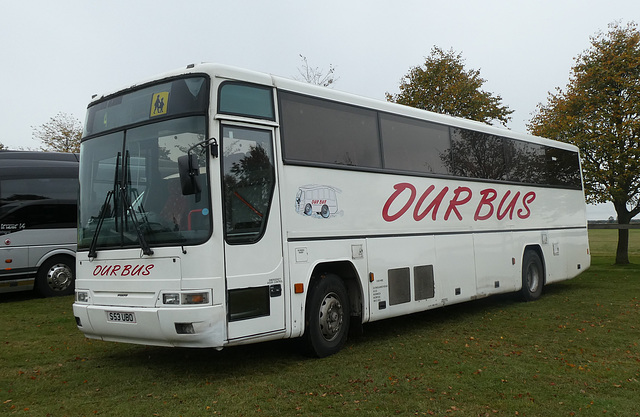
[{"xmin": 73, "ymin": 303, "xmax": 226, "ymax": 348}]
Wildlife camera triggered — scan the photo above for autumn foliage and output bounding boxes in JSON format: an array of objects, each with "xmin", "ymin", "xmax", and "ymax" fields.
[
  {"xmin": 32, "ymin": 112, "xmax": 82, "ymax": 153},
  {"xmin": 386, "ymin": 46, "xmax": 513, "ymax": 127},
  {"xmin": 528, "ymin": 21, "xmax": 640, "ymax": 264}
]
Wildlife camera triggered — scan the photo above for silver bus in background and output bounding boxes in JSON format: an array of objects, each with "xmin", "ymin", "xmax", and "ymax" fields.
[{"xmin": 0, "ymin": 151, "xmax": 78, "ymax": 297}]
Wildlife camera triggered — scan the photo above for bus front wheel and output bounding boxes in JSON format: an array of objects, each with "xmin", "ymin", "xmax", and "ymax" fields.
[
  {"xmin": 304, "ymin": 203, "xmax": 312, "ymax": 216},
  {"xmin": 521, "ymin": 250, "xmax": 544, "ymax": 302},
  {"xmin": 303, "ymin": 273, "xmax": 350, "ymax": 357},
  {"xmin": 35, "ymin": 255, "xmax": 75, "ymax": 297}
]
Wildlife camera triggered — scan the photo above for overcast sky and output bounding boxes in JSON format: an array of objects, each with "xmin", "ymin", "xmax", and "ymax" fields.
[{"xmin": 2, "ymin": 0, "xmax": 638, "ymax": 219}]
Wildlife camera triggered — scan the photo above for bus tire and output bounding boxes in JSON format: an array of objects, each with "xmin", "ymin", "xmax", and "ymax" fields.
[
  {"xmin": 520, "ymin": 250, "xmax": 543, "ymax": 302},
  {"xmin": 303, "ymin": 273, "xmax": 350, "ymax": 357},
  {"xmin": 35, "ymin": 255, "xmax": 75, "ymax": 297},
  {"xmin": 304, "ymin": 203, "xmax": 312, "ymax": 216},
  {"xmin": 320, "ymin": 205, "xmax": 330, "ymax": 218}
]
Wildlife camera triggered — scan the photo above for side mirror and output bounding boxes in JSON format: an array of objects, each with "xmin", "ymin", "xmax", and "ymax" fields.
[{"xmin": 178, "ymin": 154, "xmax": 201, "ymax": 195}]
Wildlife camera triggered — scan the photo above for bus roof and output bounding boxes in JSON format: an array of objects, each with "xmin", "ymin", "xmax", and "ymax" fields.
[
  {"xmin": 0, "ymin": 151, "xmax": 79, "ymax": 177},
  {"xmin": 0, "ymin": 151, "xmax": 79, "ymax": 162},
  {"xmin": 87, "ymin": 63, "xmax": 579, "ymax": 153}
]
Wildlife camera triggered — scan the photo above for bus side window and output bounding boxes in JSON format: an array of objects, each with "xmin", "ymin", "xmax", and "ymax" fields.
[
  {"xmin": 222, "ymin": 126, "xmax": 275, "ymax": 243},
  {"xmin": 1, "ymin": 203, "xmax": 77, "ymax": 230}
]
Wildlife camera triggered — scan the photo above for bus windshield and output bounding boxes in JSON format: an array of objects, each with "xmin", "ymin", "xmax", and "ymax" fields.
[{"xmin": 78, "ymin": 116, "xmax": 211, "ymax": 252}]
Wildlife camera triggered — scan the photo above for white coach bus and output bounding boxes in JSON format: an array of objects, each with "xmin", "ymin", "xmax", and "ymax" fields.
[{"xmin": 73, "ymin": 64, "xmax": 590, "ymax": 357}]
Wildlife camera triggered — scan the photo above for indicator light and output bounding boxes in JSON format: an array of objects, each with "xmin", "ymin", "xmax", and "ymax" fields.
[{"xmin": 182, "ymin": 292, "xmax": 209, "ymax": 305}]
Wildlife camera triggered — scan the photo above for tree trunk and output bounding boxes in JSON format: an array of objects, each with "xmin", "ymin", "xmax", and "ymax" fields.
[
  {"xmin": 614, "ymin": 202, "xmax": 632, "ymax": 264},
  {"xmin": 616, "ymin": 226, "xmax": 630, "ymax": 264}
]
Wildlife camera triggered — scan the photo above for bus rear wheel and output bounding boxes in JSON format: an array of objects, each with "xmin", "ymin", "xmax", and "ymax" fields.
[
  {"xmin": 521, "ymin": 250, "xmax": 544, "ymax": 301},
  {"xmin": 320, "ymin": 205, "xmax": 330, "ymax": 218},
  {"xmin": 35, "ymin": 255, "xmax": 75, "ymax": 297},
  {"xmin": 304, "ymin": 273, "xmax": 350, "ymax": 357}
]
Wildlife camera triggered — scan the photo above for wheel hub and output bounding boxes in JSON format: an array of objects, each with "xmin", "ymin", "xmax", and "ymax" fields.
[
  {"xmin": 47, "ymin": 264, "xmax": 72, "ymax": 291},
  {"xmin": 319, "ymin": 292, "xmax": 343, "ymax": 341},
  {"xmin": 527, "ymin": 267, "xmax": 540, "ymax": 292}
]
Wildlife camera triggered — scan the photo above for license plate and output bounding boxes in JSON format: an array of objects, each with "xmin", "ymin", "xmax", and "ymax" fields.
[{"xmin": 106, "ymin": 311, "xmax": 136, "ymax": 323}]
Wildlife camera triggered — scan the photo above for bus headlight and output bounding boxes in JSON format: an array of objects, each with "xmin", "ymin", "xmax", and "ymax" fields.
[
  {"xmin": 161, "ymin": 292, "xmax": 210, "ymax": 305},
  {"xmin": 76, "ymin": 291, "xmax": 89, "ymax": 303},
  {"xmin": 163, "ymin": 293, "xmax": 180, "ymax": 305}
]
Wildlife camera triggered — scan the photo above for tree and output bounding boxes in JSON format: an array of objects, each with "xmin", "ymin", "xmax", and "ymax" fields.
[
  {"xmin": 294, "ymin": 55, "xmax": 338, "ymax": 87},
  {"xmin": 32, "ymin": 112, "xmax": 82, "ymax": 153},
  {"xmin": 386, "ymin": 46, "xmax": 513, "ymax": 126},
  {"xmin": 0, "ymin": 142, "xmax": 6, "ymax": 150},
  {"xmin": 528, "ymin": 21, "xmax": 640, "ymax": 264}
]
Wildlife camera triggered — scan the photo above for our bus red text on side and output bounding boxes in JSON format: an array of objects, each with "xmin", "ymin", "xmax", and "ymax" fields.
[{"xmin": 382, "ymin": 182, "xmax": 536, "ymax": 222}]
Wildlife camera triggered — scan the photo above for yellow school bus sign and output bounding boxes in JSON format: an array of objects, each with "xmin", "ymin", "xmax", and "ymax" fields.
[{"xmin": 150, "ymin": 92, "xmax": 169, "ymax": 117}]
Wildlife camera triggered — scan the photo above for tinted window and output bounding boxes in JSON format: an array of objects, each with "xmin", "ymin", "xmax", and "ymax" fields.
[
  {"xmin": 85, "ymin": 77, "xmax": 208, "ymax": 136},
  {"xmin": 222, "ymin": 126, "xmax": 275, "ymax": 244},
  {"xmin": 449, "ymin": 128, "xmax": 507, "ymax": 180},
  {"xmin": 505, "ymin": 140, "xmax": 546, "ymax": 184},
  {"xmin": 276, "ymin": 91, "xmax": 581, "ymax": 189},
  {"xmin": 380, "ymin": 113, "xmax": 450, "ymax": 175},
  {"xmin": 0, "ymin": 177, "xmax": 78, "ymax": 230},
  {"xmin": 280, "ymin": 92, "xmax": 381, "ymax": 168},
  {"xmin": 0, "ymin": 177, "xmax": 77, "ymax": 202},
  {"xmin": 1, "ymin": 202, "xmax": 76, "ymax": 231},
  {"xmin": 546, "ymin": 147, "xmax": 582, "ymax": 188},
  {"xmin": 219, "ymin": 83, "xmax": 274, "ymax": 120}
]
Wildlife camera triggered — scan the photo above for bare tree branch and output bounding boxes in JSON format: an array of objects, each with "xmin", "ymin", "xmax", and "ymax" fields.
[{"xmin": 294, "ymin": 55, "xmax": 339, "ymax": 88}]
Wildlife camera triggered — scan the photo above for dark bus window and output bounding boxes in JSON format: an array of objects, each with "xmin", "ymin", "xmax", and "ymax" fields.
[
  {"xmin": 222, "ymin": 126, "xmax": 275, "ymax": 244},
  {"xmin": 0, "ymin": 177, "xmax": 77, "ymax": 202},
  {"xmin": 0, "ymin": 175, "xmax": 78, "ymax": 233},
  {"xmin": 280, "ymin": 92, "xmax": 381, "ymax": 168},
  {"xmin": 276, "ymin": 90, "xmax": 581, "ymax": 190},
  {"xmin": 1, "ymin": 202, "xmax": 77, "ymax": 230},
  {"xmin": 380, "ymin": 113, "xmax": 450, "ymax": 175},
  {"xmin": 449, "ymin": 128, "xmax": 507, "ymax": 180},
  {"xmin": 504, "ymin": 140, "xmax": 546, "ymax": 185},
  {"xmin": 85, "ymin": 76, "xmax": 208, "ymax": 137},
  {"xmin": 219, "ymin": 83, "xmax": 275, "ymax": 120},
  {"xmin": 546, "ymin": 147, "xmax": 582, "ymax": 189}
]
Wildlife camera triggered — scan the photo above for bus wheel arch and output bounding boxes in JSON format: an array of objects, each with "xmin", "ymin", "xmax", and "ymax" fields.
[
  {"xmin": 520, "ymin": 246, "xmax": 545, "ymax": 302},
  {"xmin": 303, "ymin": 261, "xmax": 363, "ymax": 357},
  {"xmin": 35, "ymin": 254, "xmax": 76, "ymax": 297}
]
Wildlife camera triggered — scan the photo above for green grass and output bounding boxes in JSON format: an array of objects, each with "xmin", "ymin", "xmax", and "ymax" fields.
[{"xmin": 1, "ymin": 230, "xmax": 639, "ymax": 416}]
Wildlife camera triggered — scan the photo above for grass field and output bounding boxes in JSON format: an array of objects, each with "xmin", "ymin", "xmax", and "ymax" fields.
[{"xmin": 1, "ymin": 230, "xmax": 639, "ymax": 416}]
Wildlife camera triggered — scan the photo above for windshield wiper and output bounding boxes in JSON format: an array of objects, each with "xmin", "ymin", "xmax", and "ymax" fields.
[
  {"xmin": 118, "ymin": 184, "xmax": 154, "ymax": 256},
  {"xmin": 88, "ymin": 152, "xmax": 121, "ymax": 259},
  {"xmin": 88, "ymin": 190, "xmax": 114, "ymax": 258},
  {"xmin": 121, "ymin": 150, "xmax": 154, "ymax": 256},
  {"xmin": 87, "ymin": 151, "xmax": 154, "ymax": 258}
]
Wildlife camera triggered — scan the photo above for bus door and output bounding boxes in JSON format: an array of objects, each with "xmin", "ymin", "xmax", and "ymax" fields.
[{"xmin": 220, "ymin": 124, "xmax": 285, "ymax": 340}]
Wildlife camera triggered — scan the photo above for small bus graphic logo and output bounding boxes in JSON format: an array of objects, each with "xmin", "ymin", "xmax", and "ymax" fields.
[{"xmin": 295, "ymin": 185, "xmax": 339, "ymax": 219}]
